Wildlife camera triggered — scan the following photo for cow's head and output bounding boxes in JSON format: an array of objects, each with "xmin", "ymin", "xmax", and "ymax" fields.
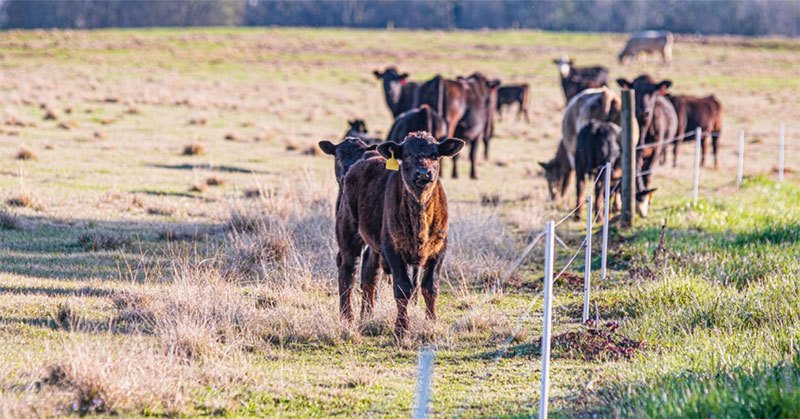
[
  {"xmin": 373, "ymin": 67, "xmax": 409, "ymax": 104},
  {"xmin": 635, "ymin": 188, "xmax": 657, "ymax": 218},
  {"xmin": 377, "ymin": 132, "xmax": 463, "ymax": 201},
  {"xmin": 319, "ymin": 137, "xmax": 377, "ymax": 186},
  {"xmin": 616, "ymin": 75, "xmax": 671, "ymax": 139},
  {"xmin": 553, "ymin": 56, "xmax": 574, "ymax": 78},
  {"xmin": 539, "ymin": 158, "xmax": 571, "ymax": 201},
  {"xmin": 347, "ymin": 119, "xmax": 368, "ymax": 135}
]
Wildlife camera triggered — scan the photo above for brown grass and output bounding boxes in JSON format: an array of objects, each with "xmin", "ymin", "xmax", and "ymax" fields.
[
  {"xmin": 58, "ymin": 120, "xmax": 79, "ymax": 130},
  {"xmin": 224, "ymin": 132, "xmax": 239, "ymax": 141},
  {"xmin": 205, "ymin": 176, "xmax": 225, "ymax": 186},
  {"xmin": 77, "ymin": 231, "xmax": 132, "ymax": 251},
  {"xmin": 182, "ymin": 143, "xmax": 205, "ymax": 156},
  {"xmin": 0, "ymin": 209, "xmax": 20, "ymax": 230},
  {"xmin": 6, "ymin": 193, "xmax": 42, "ymax": 210},
  {"xmin": 188, "ymin": 183, "xmax": 207, "ymax": 193},
  {"xmin": 147, "ymin": 206, "xmax": 176, "ymax": 217},
  {"xmin": 15, "ymin": 147, "xmax": 37, "ymax": 161}
]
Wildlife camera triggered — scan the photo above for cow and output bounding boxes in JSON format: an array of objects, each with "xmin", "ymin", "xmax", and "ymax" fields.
[
  {"xmin": 617, "ymin": 75, "xmax": 678, "ymax": 217},
  {"xmin": 665, "ymin": 94, "xmax": 723, "ymax": 168},
  {"xmin": 344, "ymin": 119, "xmax": 382, "ymax": 145},
  {"xmin": 415, "ymin": 73, "xmax": 500, "ymax": 179},
  {"xmin": 574, "ymin": 120, "xmax": 621, "ymax": 220},
  {"xmin": 373, "ymin": 67, "xmax": 419, "ymax": 119},
  {"xmin": 495, "ymin": 83, "xmax": 530, "ymax": 122},
  {"xmin": 553, "ymin": 56, "xmax": 609, "ymax": 104},
  {"xmin": 387, "ymin": 104, "xmax": 447, "ymax": 143},
  {"xmin": 336, "ymin": 131, "xmax": 464, "ymax": 340},
  {"xmin": 540, "ymin": 87, "xmax": 621, "ymax": 200},
  {"xmin": 318, "ymin": 137, "xmax": 378, "ymax": 211},
  {"xmin": 618, "ymin": 31, "xmax": 674, "ymax": 65}
]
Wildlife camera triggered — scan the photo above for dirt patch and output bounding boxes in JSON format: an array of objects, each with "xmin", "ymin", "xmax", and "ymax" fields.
[{"xmin": 548, "ymin": 321, "xmax": 645, "ymax": 361}]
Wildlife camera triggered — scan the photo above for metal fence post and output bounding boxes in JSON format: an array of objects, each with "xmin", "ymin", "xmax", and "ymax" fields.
[
  {"xmin": 413, "ymin": 347, "xmax": 435, "ymax": 419},
  {"xmin": 583, "ymin": 196, "xmax": 592, "ymax": 323},
  {"xmin": 539, "ymin": 220, "xmax": 555, "ymax": 419},
  {"xmin": 737, "ymin": 130, "xmax": 745, "ymax": 188},
  {"xmin": 620, "ymin": 89, "xmax": 636, "ymax": 228},
  {"xmin": 601, "ymin": 162, "xmax": 611, "ymax": 282},
  {"xmin": 692, "ymin": 127, "xmax": 701, "ymax": 206},
  {"xmin": 779, "ymin": 123, "xmax": 785, "ymax": 182}
]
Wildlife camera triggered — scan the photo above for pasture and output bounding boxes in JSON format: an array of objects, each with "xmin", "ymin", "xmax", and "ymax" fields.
[{"xmin": 0, "ymin": 27, "xmax": 799, "ymax": 417}]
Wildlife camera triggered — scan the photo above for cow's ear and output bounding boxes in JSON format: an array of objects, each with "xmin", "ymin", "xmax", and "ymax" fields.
[
  {"xmin": 318, "ymin": 140, "xmax": 337, "ymax": 156},
  {"xmin": 399, "ymin": 73, "xmax": 409, "ymax": 80},
  {"xmin": 657, "ymin": 80, "xmax": 672, "ymax": 94},
  {"xmin": 347, "ymin": 119, "xmax": 355, "ymax": 125},
  {"xmin": 489, "ymin": 80, "xmax": 501, "ymax": 89},
  {"xmin": 438, "ymin": 138, "xmax": 465, "ymax": 157},
  {"xmin": 552, "ymin": 59, "xmax": 560, "ymax": 64},
  {"xmin": 366, "ymin": 144, "xmax": 378, "ymax": 151},
  {"xmin": 616, "ymin": 79, "xmax": 632, "ymax": 89},
  {"xmin": 538, "ymin": 161, "xmax": 549, "ymax": 169},
  {"xmin": 377, "ymin": 141, "xmax": 402, "ymax": 160},
  {"xmin": 568, "ymin": 59, "xmax": 574, "ymax": 65},
  {"xmin": 373, "ymin": 70, "xmax": 383, "ymax": 79}
]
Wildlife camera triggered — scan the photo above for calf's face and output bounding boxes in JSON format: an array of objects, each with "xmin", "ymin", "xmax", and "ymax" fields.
[
  {"xmin": 617, "ymin": 76, "xmax": 671, "ymax": 135},
  {"xmin": 377, "ymin": 132, "xmax": 464, "ymax": 198},
  {"xmin": 319, "ymin": 137, "xmax": 377, "ymax": 186},
  {"xmin": 373, "ymin": 67, "xmax": 409, "ymax": 104}
]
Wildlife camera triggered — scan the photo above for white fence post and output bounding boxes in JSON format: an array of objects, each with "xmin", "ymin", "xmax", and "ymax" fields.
[
  {"xmin": 413, "ymin": 347, "xmax": 435, "ymax": 419},
  {"xmin": 737, "ymin": 130, "xmax": 745, "ymax": 188},
  {"xmin": 539, "ymin": 221, "xmax": 555, "ymax": 419},
  {"xmin": 601, "ymin": 162, "xmax": 611, "ymax": 281},
  {"xmin": 583, "ymin": 196, "xmax": 592, "ymax": 323},
  {"xmin": 692, "ymin": 127, "xmax": 702, "ymax": 206},
  {"xmin": 779, "ymin": 123, "xmax": 785, "ymax": 182}
]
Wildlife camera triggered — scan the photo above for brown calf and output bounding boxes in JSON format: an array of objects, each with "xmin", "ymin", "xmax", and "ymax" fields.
[
  {"xmin": 336, "ymin": 131, "xmax": 464, "ymax": 339},
  {"xmin": 666, "ymin": 94, "xmax": 723, "ymax": 168}
]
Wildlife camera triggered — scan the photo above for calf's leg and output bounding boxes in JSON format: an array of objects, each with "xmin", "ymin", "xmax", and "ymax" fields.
[
  {"xmin": 420, "ymin": 255, "xmax": 442, "ymax": 321},
  {"xmin": 359, "ymin": 248, "xmax": 380, "ymax": 319},
  {"xmin": 382, "ymin": 244, "xmax": 414, "ymax": 341}
]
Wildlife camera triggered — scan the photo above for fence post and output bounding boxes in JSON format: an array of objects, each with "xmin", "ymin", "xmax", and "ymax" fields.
[
  {"xmin": 692, "ymin": 127, "xmax": 701, "ymax": 206},
  {"xmin": 620, "ymin": 89, "xmax": 636, "ymax": 228},
  {"xmin": 583, "ymin": 195, "xmax": 592, "ymax": 323},
  {"xmin": 539, "ymin": 220, "xmax": 555, "ymax": 419},
  {"xmin": 737, "ymin": 130, "xmax": 745, "ymax": 188},
  {"xmin": 413, "ymin": 347, "xmax": 435, "ymax": 419},
  {"xmin": 779, "ymin": 123, "xmax": 785, "ymax": 182},
  {"xmin": 601, "ymin": 162, "xmax": 611, "ymax": 281}
]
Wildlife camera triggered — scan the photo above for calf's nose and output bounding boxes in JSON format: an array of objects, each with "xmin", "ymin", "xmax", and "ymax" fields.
[{"xmin": 416, "ymin": 168, "xmax": 433, "ymax": 180}]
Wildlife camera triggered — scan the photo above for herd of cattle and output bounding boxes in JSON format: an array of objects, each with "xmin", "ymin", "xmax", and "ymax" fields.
[{"xmin": 318, "ymin": 32, "xmax": 723, "ymax": 338}]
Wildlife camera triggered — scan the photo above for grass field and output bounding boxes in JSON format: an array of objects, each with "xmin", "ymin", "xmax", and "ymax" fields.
[{"xmin": 0, "ymin": 27, "xmax": 799, "ymax": 417}]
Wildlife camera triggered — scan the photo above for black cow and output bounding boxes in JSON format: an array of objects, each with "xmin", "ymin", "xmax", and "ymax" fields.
[
  {"xmin": 373, "ymin": 67, "xmax": 419, "ymax": 119},
  {"xmin": 344, "ymin": 119, "xmax": 381, "ymax": 145},
  {"xmin": 496, "ymin": 84, "xmax": 530, "ymax": 122},
  {"xmin": 574, "ymin": 120, "xmax": 621, "ymax": 220},
  {"xmin": 553, "ymin": 56, "xmax": 609, "ymax": 104},
  {"xmin": 387, "ymin": 105, "xmax": 447, "ymax": 143}
]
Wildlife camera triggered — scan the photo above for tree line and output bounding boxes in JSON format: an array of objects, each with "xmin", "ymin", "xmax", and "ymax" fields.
[{"xmin": 1, "ymin": 0, "xmax": 798, "ymax": 37}]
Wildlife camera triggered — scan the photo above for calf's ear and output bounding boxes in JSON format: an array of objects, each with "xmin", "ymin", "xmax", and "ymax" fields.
[
  {"xmin": 372, "ymin": 70, "xmax": 383, "ymax": 79},
  {"xmin": 366, "ymin": 144, "xmax": 378, "ymax": 151},
  {"xmin": 616, "ymin": 79, "xmax": 632, "ymax": 89},
  {"xmin": 399, "ymin": 73, "xmax": 409, "ymax": 79},
  {"xmin": 656, "ymin": 80, "xmax": 672, "ymax": 94},
  {"xmin": 438, "ymin": 138, "xmax": 465, "ymax": 157},
  {"xmin": 318, "ymin": 140, "xmax": 337, "ymax": 156},
  {"xmin": 489, "ymin": 80, "xmax": 501, "ymax": 89},
  {"xmin": 377, "ymin": 141, "xmax": 402, "ymax": 160}
]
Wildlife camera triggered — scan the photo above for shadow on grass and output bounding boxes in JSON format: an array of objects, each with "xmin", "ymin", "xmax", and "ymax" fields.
[
  {"xmin": 0, "ymin": 214, "xmax": 222, "ymax": 282},
  {"xmin": 147, "ymin": 163, "xmax": 270, "ymax": 175}
]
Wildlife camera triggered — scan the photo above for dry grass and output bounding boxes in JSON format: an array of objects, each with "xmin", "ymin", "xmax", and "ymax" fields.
[
  {"xmin": 0, "ymin": 209, "xmax": 20, "ymax": 230},
  {"xmin": 77, "ymin": 231, "xmax": 131, "ymax": 252},
  {"xmin": 15, "ymin": 147, "xmax": 36, "ymax": 161},
  {"xmin": 147, "ymin": 205, "xmax": 176, "ymax": 217},
  {"xmin": 205, "ymin": 176, "xmax": 225, "ymax": 186},
  {"xmin": 6, "ymin": 193, "xmax": 42, "ymax": 210},
  {"xmin": 181, "ymin": 143, "xmax": 205, "ymax": 156},
  {"xmin": 189, "ymin": 183, "xmax": 207, "ymax": 193}
]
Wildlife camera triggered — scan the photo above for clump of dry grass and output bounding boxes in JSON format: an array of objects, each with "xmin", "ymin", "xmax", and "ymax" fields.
[
  {"xmin": 6, "ymin": 193, "xmax": 42, "ymax": 210},
  {"xmin": 43, "ymin": 106, "xmax": 60, "ymax": 120},
  {"xmin": 158, "ymin": 225, "xmax": 208, "ymax": 242},
  {"xmin": 189, "ymin": 183, "xmax": 207, "ymax": 193},
  {"xmin": 15, "ymin": 147, "xmax": 36, "ymax": 161},
  {"xmin": 148, "ymin": 206, "xmax": 176, "ymax": 217},
  {"xmin": 0, "ymin": 209, "xmax": 21, "ymax": 230},
  {"xmin": 205, "ymin": 176, "xmax": 224, "ymax": 186},
  {"xmin": 223, "ymin": 132, "xmax": 239, "ymax": 141},
  {"xmin": 242, "ymin": 188, "xmax": 261, "ymax": 198},
  {"xmin": 182, "ymin": 143, "xmax": 205, "ymax": 156},
  {"xmin": 188, "ymin": 117, "xmax": 207, "ymax": 126},
  {"xmin": 77, "ymin": 231, "xmax": 131, "ymax": 251},
  {"xmin": 93, "ymin": 130, "xmax": 106, "ymax": 140},
  {"xmin": 58, "ymin": 120, "xmax": 79, "ymax": 130}
]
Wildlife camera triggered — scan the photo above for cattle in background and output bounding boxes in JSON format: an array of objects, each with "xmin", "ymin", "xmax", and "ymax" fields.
[
  {"xmin": 336, "ymin": 132, "xmax": 464, "ymax": 339},
  {"xmin": 387, "ymin": 105, "xmax": 447, "ymax": 143},
  {"xmin": 540, "ymin": 87, "xmax": 621, "ymax": 200},
  {"xmin": 496, "ymin": 83, "xmax": 530, "ymax": 122},
  {"xmin": 415, "ymin": 72, "xmax": 500, "ymax": 179},
  {"xmin": 318, "ymin": 137, "xmax": 377, "ymax": 210},
  {"xmin": 373, "ymin": 67, "xmax": 419, "ymax": 118},
  {"xmin": 553, "ymin": 56, "xmax": 609, "ymax": 104},
  {"xmin": 618, "ymin": 31, "xmax": 674, "ymax": 65},
  {"xmin": 665, "ymin": 94, "xmax": 723, "ymax": 168},
  {"xmin": 617, "ymin": 75, "xmax": 678, "ymax": 217},
  {"xmin": 344, "ymin": 119, "xmax": 382, "ymax": 145},
  {"xmin": 574, "ymin": 120, "xmax": 621, "ymax": 220}
]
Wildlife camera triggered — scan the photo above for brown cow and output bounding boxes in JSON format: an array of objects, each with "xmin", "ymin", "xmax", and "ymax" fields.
[
  {"xmin": 336, "ymin": 131, "xmax": 464, "ymax": 339},
  {"xmin": 665, "ymin": 94, "xmax": 723, "ymax": 168},
  {"xmin": 553, "ymin": 56, "xmax": 609, "ymax": 104},
  {"xmin": 496, "ymin": 84, "xmax": 530, "ymax": 122},
  {"xmin": 373, "ymin": 67, "xmax": 419, "ymax": 119},
  {"xmin": 387, "ymin": 104, "xmax": 447, "ymax": 143},
  {"xmin": 617, "ymin": 75, "xmax": 678, "ymax": 217}
]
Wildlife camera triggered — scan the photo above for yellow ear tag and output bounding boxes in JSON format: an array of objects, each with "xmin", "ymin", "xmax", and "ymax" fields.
[{"xmin": 385, "ymin": 151, "xmax": 399, "ymax": 171}]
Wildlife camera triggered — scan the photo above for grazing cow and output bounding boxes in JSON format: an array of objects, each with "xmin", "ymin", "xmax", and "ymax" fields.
[
  {"xmin": 336, "ymin": 132, "xmax": 464, "ymax": 339},
  {"xmin": 373, "ymin": 67, "xmax": 419, "ymax": 118},
  {"xmin": 415, "ymin": 73, "xmax": 500, "ymax": 179},
  {"xmin": 344, "ymin": 119, "xmax": 382, "ymax": 145},
  {"xmin": 387, "ymin": 104, "xmax": 447, "ymax": 143},
  {"xmin": 574, "ymin": 120, "xmax": 621, "ymax": 220},
  {"xmin": 540, "ymin": 87, "xmax": 621, "ymax": 200},
  {"xmin": 496, "ymin": 84, "xmax": 530, "ymax": 122},
  {"xmin": 617, "ymin": 75, "xmax": 678, "ymax": 217},
  {"xmin": 553, "ymin": 56, "xmax": 609, "ymax": 104},
  {"xmin": 618, "ymin": 31, "xmax": 674, "ymax": 65},
  {"xmin": 665, "ymin": 94, "xmax": 723, "ymax": 168}
]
